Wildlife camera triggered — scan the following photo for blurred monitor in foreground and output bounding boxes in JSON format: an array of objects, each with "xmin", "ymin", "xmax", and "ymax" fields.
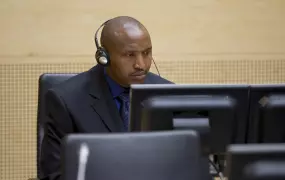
[
  {"xmin": 61, "ymin": 131, "xmax": 201, "ymax": 180},
  {"xmin": 225, "ymin": 143, "xmax": 285, "ymax": 180}
]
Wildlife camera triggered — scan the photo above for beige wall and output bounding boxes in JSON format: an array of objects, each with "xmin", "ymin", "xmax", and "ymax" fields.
[{"xmin": 1, "ymin": 0, "xmax": 285, "ymax": 180}]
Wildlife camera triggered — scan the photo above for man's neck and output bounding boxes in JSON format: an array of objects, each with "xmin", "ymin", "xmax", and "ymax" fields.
[{"xmin": 104, "ymin": 67, "xmax": 129, "ymax": 88}]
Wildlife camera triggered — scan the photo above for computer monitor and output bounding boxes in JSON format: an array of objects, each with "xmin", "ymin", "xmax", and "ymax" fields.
[
  {"xmin": 129, "ymin": 84, "xmax": 250, "ymax": 154},
  {"xmin": 61, "ymin": 131, "xmax": 202, "ymax": 180},
  {"xmin": 225, "ymin": 143, "xmax": 285, "ymax": 180},
  {"xmin": 129, "ymin": 84, "xmax": 250, "ymax": 180},
  {"xmin": 247, "ymin": 84, "xmax": 285, "ymax": 143}
]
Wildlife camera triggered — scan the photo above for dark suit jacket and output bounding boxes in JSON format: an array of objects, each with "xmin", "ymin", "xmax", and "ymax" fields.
[{"xmin": 40, "ymin": 65, "xmax": 172, "ymax": 180}]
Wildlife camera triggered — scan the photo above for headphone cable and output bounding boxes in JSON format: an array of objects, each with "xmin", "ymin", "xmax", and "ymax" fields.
[
  {"xmin": 209, "ymin": 158, "xmax": 225, "ymax": 180},
  {"xmin": 152, "ymin": 59, "xmax": 160, "ymax": 76}
]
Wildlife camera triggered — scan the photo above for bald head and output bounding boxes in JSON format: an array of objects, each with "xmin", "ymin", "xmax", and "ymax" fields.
[
  {"xmin": 98, "ymin": 16, "xmax": 153, "ymax": 87},
  {"xmin": 100, "ymin": 16, "xmax": 150, "ymax": 52}
]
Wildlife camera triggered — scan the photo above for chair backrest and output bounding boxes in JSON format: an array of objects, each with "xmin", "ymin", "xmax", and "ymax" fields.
[
  {"xmin": 61, "ymin": 130, "xmax": 202, "ymax": 180},
  {"xmin": 37, "ymin": 73, "xmax": 77, "ymax": 178}
]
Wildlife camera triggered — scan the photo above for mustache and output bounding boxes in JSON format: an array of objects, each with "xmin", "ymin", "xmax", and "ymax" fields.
[{"xmin": 130, "ymin": 70, "xmax": 147, "ymax": 76}]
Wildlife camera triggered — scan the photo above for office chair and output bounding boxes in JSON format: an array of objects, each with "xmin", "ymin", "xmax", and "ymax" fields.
[
  {"xmin": 36, "ymin": 73, "xmax": 77, "ymax": 178},
  {"xmin": 62, "ymin": 130, "xmax": 202, "ymax": 180}
]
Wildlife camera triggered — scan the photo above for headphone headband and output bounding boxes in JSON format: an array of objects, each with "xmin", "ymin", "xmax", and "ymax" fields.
[{"xmin": 94, "ymin": 20, "xmax": 110, "ymax": 48}]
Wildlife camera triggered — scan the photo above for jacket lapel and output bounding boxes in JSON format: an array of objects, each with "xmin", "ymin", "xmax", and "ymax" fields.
[
  {"xmin": 88, "ymin": 65, "xmax": 124, "ymax": 132},
  {"xmin": 86, "ymin": 67, "xmax": 159, "ymax": 132}
]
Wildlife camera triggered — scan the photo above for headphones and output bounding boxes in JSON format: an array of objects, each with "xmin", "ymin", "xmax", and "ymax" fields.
[{"xmin": 94, "ymin": 20, "xmax": 110, "ymax": 66}]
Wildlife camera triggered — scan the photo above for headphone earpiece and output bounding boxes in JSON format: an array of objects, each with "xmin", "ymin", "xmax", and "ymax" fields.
[
  {"xmin": 95, "ymin": 47, "xmax": 110, "ymax": 66},
  {"xmin": 94, "ymin": 20, "xmax": 111, "ymax": 66}
]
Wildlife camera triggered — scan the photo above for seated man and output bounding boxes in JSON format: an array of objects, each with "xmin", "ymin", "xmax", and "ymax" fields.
[{"xmin": 40, "ymin": 16, "xmax": 172, "ymax": 180}]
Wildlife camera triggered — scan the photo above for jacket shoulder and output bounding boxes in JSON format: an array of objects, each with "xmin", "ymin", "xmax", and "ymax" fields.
[{"xmin": 147, "ymin": 72, "xmax": 174, "ymax": 84}]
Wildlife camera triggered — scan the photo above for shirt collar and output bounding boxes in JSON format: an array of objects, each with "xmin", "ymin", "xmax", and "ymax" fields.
[{"xmin": 104, "ymin": 68, "xmax": 128, "ymax": 98}]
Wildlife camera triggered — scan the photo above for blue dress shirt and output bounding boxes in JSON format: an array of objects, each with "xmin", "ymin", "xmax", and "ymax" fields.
[{"xmin": 104, "ymin": 68, "xmax": 128, "ymax": 111}]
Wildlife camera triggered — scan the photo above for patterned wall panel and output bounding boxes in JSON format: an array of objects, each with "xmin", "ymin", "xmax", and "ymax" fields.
[{"xmin": 0, "ymin": 59, "xmax": 285, "ymax": 180}]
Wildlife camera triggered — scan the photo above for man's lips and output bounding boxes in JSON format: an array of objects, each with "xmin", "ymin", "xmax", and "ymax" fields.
[{"xmin": 130, "ymin": 71, "xmax": 146, "ymax": 76}]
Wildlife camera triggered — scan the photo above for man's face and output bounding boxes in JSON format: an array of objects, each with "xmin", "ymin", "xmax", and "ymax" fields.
[{"xmin": 106, "ymin": 29, "xmax": 152, "ymax": 87}]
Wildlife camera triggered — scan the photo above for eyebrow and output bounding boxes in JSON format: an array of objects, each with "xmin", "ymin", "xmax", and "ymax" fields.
[
  {"xmin": 139, "ymin": 47, "xmax": 152, "ymax": 53},
  {"xmin": 123, "ymin": 46, "xmax": 152, "ymax": 53},
  {"xmin": 143, "ymin": 47, "xmax": 152, "ymax": 51}
]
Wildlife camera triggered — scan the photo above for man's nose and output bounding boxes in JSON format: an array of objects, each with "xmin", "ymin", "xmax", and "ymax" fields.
[{"xmin": 134, "ymin": 54, "xmax": 145, "ymax": 69}]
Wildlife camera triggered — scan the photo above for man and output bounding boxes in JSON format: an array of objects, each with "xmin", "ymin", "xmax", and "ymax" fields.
[{"xmin": 40, "ymin": 16, "xmax": 172, "ymax": 180}]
